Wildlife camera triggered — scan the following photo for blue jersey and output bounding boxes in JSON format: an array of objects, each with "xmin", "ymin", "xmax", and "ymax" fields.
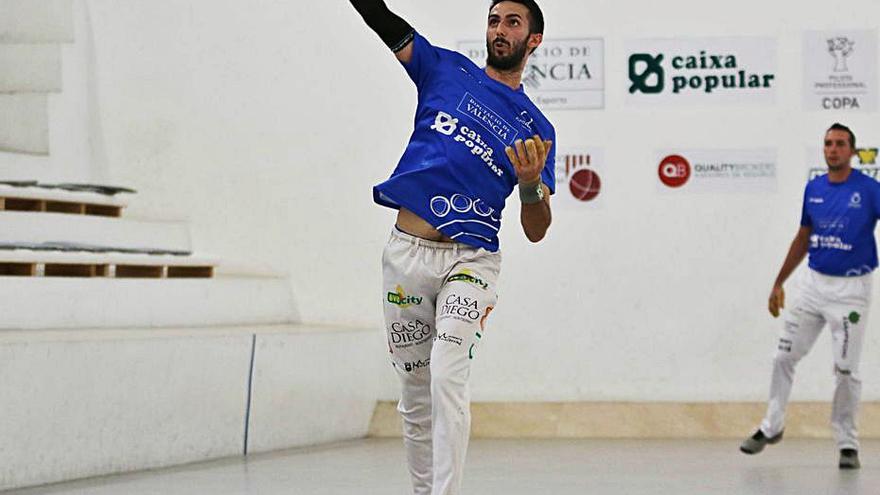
[
  {"xmin": 373, "ymin": 32, "xmax": 556, "ymax": 252},
  {"xmin": 800, "ymin": 169, "xmax": 880, "ymax": 276}
]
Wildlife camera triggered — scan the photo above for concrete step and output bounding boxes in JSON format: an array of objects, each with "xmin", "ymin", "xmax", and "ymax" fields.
[
  {"xmin": 0, "ymin": 275, "xmax": 297, "ymax": 330},
  {"xmin": 0, "ymin": 211, "xmax": 191, "ymax": 252},
  {"xmin": 0, "ymin": 183, "xmax": 133, "ymax": 205},
  {"xmin": 0, "ymin": 324, "xmax": 384, "ymax": 491},
  {"xmin": 0, "ymin": 44, "xmax": 62, "ymax": 93},
  {"xmin": 0, "ymin": 0, "xmax": 74, "ymax": 43},
  {"xmin": 0, "ymin": 151, "xmax": 50, "ymax": 181},
  {"xmin": 0, "ymin": 93, "xmax": 49, "ymax": 154}
]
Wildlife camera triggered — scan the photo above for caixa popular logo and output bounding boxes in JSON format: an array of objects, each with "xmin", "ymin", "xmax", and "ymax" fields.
[
  {"xmin": 430, "ymin": 110, "xmax": 505, "ymax": 178},
  {"xmin": 430, "ymin": 111, "xmax": 459, "ymax": 136},
  {"xmin": 629, "ymin": 51, "xmax": 775, "ymax": 95}
]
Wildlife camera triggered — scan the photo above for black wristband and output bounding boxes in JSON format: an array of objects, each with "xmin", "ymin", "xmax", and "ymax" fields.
[{"xmin": 350, "ymin": 0, "xmax": 415, "ymax": 53}]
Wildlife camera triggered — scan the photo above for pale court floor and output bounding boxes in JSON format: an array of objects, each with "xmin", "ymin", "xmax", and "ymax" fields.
[{"xmin": 7, "ymin": 438, "xmax": 880, "ymax": 494}]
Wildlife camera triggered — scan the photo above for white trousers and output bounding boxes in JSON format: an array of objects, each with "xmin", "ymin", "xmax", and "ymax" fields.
[
  {"xmin": 382, "ymin": 228, "xmax": 500, "ymax": 495},
  {"xmin": 761, "ymin": 268, "xmax": 872, "ymax": 450}
]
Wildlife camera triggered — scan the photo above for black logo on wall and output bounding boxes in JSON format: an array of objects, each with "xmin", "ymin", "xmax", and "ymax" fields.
[
  {"xmin": 629, "ymin": 53, "xmax": 665, "ymax": 93},
  {"xmin": 628, "ymin": 50, "xmax": 775, "ymax": 95}
]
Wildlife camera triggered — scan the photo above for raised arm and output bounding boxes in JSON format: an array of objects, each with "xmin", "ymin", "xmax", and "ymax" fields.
[{"xmin": 349, "ymin": 0, "xmax": 415, "ymax": 63}]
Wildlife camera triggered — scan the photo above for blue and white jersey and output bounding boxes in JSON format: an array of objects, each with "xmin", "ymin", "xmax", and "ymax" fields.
[
  {"xmin": 373, "ymin": 32, "xmax": 556, "ymax": 252},
  {"xmin": 801, "ymin": 169, "xmax": 880, "ymax": 276}
]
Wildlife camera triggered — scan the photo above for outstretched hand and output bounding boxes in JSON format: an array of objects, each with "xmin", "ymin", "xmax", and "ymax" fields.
[{"xmin": 505, "ymin": 135, "xmax": 553, "ymax": 185}]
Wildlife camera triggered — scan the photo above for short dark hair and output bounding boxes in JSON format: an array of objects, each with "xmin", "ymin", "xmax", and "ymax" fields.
[
  {"xmin": 828, "ymin": 122, "xmax": 856, "ymax": 149},
  {"xmin": 489, "ymin": 0, "xmax": 544, "ymax": 34}
]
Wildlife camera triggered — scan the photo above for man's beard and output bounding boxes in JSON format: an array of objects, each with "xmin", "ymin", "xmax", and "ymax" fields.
[
  {"xmin": 826, "ymin": 155, "xmax": 850, "ymax": 171},
  {"xmin": 486, "ymin": 36, "xmax": 529, "ymax": 71}
]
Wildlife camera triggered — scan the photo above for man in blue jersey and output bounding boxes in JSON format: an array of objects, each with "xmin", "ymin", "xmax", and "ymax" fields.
[
  {"xmin": 740, "ymin": 124, "xmax": 880, "ymax": 469},
  {"xmin": 349, "ymin": 1, "xmax": 555, "ymax": 493}
]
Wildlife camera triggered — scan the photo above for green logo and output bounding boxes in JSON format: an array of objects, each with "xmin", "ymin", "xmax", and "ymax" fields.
[
  {"xmin": 848, "ymin": 311, "xmax": 861, "ymax": 324},
  {"xmin": 446, "ymin": 269, "xmax": 488, "ymax": 290},
  {"xmin": 629, "ymin": 53, "xmax": 665, "ymax": 94},
  {"xmin": 387, "ymin": 285, "xmax": 422, "ymax": 308},
  {"xmin": 628, "ymin": 50, "xmax": 775, "ymax": 95}
]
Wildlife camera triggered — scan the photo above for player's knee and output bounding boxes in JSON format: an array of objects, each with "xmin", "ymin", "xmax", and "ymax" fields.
[
  {"xmin": 834, "ymin": 363, "xmax": 861, "ymax": 381},
  {"xmin": 773, "ymin": 349, "xmax": 801, "ymax": 367},
  {"xmin": 397, "ymin": 384, "xmax": 432, "ymax": 431},
  {"xmin": 774, "ymin": 336, "xmax": 805, "ymax": 363},
  {"xmin": 429, "ymin": 357, "xmax": 467, "ymax": 391}
]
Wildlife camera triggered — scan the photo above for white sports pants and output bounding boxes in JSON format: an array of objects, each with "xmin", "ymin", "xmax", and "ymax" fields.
[
  {"xmin": 382, "ymin": 228, "xmax": 500, "ymax": 495},
  {"xmin": 760, "ymin": 268, "xmax": 872, "ymax": 450}
]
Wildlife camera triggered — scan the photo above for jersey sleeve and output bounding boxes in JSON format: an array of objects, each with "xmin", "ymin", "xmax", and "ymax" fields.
[
  {"xmin": 540, "ymin": 131, "xmax": 557, "ymax": 195},
  {"xmin": 400, "ymin": 31, "xmax": 441, "ymax": 89},
  {"xmin": 872, "ymin": 178, "xmax": 880, "ymax": 219},
  {"xmin": 799, "ymin": 184, "xmax": 812, "ymax": 227}
]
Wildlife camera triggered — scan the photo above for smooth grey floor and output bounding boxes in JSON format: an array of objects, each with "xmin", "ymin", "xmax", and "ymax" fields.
[{"xmin": 7, "ymin": 438, "xmax": 880, "ymax": 494}]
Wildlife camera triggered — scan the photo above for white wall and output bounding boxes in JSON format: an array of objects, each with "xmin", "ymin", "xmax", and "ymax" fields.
[{"xmin": 28, "ymin": 0, "xmax": 880, "ymax": 402}]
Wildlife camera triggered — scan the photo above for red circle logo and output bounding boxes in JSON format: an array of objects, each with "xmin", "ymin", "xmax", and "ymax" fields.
[
  {"xmin": 658, "ymin": 155, "xmax": 691, "ymax": 188},
  {"xmin": 569, "ymin": 169, "xmax": 601, "ymax": 202}
]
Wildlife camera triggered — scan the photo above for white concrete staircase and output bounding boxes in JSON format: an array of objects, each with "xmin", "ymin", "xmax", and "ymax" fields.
[
  {"xmin": 0, "ymin": 0, "xmax": 72, "ymax": 155},
  {"xmin": 0, "ymin": 197, "xmax": 299, "ymax": 328},
  {"xmin": 0, "ymin": 1, "xmax": 298, "ymax": 329},
  {"xmin": 0, "ymin": 0, "xmax": 74, "ymax": 43},
  {"xmin": 0, "ymin": 93, "xmax": 49, "ymax": 154},
  {"xmin": 0, "ymin": 211, "xmax": 189, "ymax": 250},
  {"xmin": 0, "ymin": 3, "xmax": 383, "ymax": 492}
]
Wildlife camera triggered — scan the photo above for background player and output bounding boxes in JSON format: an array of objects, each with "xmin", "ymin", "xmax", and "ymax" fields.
[{"xmin": 740, "ymin": 123, "xmax": 880, "ymax": 470}]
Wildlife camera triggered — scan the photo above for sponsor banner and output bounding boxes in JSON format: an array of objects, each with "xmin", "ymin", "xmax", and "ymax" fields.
[
  {"xmin": 806, "ymin": 146, "xmax": 880, "ymax": 180},
  {"xmin": 803, "ymin": 30, "xmax": 878, "ymax": 111},
  {"xmin": 626, "ymin": 37, "xmax": 777, "ymax": 106},
  {"xmin": 553, "ymin": 148, "xmax": 604, "ymax": 208},
  {"xmin": 458, "ymin": 38, "xmax": 605, "ymax": 110},
  {"xmin": 656, "ymin": 149, "xmax": 777, "ymax": 193}
]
